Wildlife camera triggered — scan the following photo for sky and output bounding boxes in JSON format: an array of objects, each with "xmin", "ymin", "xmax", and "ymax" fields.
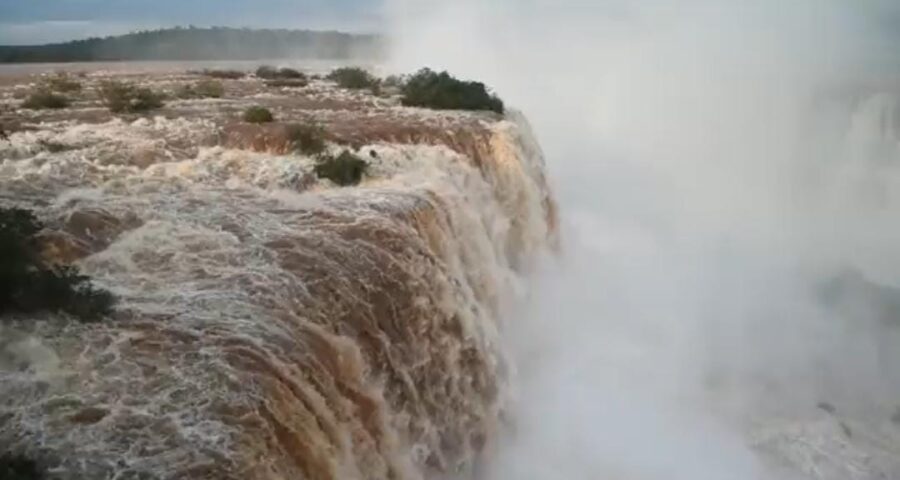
[
  {"xmin": 0, "ymin": 0, "xmax": 382, "ymax": 44},
  {"xmin": 3, "ymin": 0, "xmax": 900, "ymax": 46}
]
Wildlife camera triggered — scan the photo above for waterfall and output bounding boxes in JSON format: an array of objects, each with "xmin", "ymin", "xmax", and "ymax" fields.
[{"xmin": 0, "ymin": 109, "xmax": 555, "ymax": 479}]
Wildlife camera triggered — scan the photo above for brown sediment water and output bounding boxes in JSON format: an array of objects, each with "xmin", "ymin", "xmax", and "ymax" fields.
[{"xmin": 0, "ymin": 69, "xmax": 556, "ymax": 479}]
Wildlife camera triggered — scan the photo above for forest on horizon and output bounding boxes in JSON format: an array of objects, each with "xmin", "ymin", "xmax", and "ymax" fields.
[{"xmin": 0, "ymin": 26, "xmax": 385, "ymax": 63}]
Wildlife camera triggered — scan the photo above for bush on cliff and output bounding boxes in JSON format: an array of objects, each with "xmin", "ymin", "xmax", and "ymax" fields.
[
  {"xmin": 199, "ymin": 69, "xmax": 245, "ymax": 79},
  {"xmin": 327, "ymin": 67, "xmax": 380, "ymax": 92},
  {"xmin": 99, "ymin": 81, "xmax": 164, "ymax": 113},
  {"xmin": 242, "ymin": 106, "xmax": 274, "ymax": 123},
  {"xmin": 256, "ymin": 65, "xmax": 306, "ymax": 81},
  {"xmin": 401, "ymin": 68, "xmax": 504, "ymax": 114},
  {"xmin": 0, "ymin": 453, "xmax": 45, "ymax": 480},
  {"xmin": 0, "ymin": 208, "xmax": 115, "ymax": 322},
  {"xmin": 177, "ymin": 79, "xmax": 225, "ymax": 99},
  {"xmin": 42, "ymin": 73, "xmax": 82, "ymax": 93},
  {"xmin": 21, "ymin": 89, "xmax": 70, "ymax": 110},
  {"xmin": 286, "ymin": 123, "xmax": 327, "ymax": 155},
  {"xmin": 378, "ymin": 75, "xmax": 407, "ymax": 96},
  {"xmin": 314, "ymin": 150, "xmax": 368, "ymax": 186}
]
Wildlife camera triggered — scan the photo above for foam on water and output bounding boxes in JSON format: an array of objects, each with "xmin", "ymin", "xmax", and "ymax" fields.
[{"xmin": 0, "ymin": 101, "xmax": 556, "ymax": 479}]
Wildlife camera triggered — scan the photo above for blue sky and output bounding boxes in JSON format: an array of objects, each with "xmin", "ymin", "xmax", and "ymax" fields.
[{"xmin": 0, "ymin": 0, "xmax": 382, "ymax": 44}]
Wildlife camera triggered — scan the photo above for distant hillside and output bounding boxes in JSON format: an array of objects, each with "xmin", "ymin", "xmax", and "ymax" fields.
[{"xmin": 0, "ymin": 27, "xmax": 384, "ymax": 63}]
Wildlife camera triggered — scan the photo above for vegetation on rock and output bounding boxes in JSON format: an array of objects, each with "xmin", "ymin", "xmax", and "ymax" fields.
[
  {"xmin": 382, "ymin": 74, "xmax": 407, "ymax": 89},
  {"xmin": 21, "ymin": 90, "xmax": 69, "ymax": 110},
  {"xmin": 242, "ymin": 106, "xmax": 274, "ymax": 123},
  {"xmin": 0, "ymin": 453, "xmax": 45, "ymax": 480},
  {"xmin": 286, "ymin": 123, "xmax": 327, "ymax": 155},
  {"xmin": 256, "ymin": 66, "xmax": 306, "ymax": 80},
  {"xmin": 401, "ymin": 68, "xmax": 504, "ymax": 114},
  {"xmin": 42, "ymin": 73, "xmax": 82, "ymax": 93},
  {"xmin": 198, "ymin": 69, "xmax": 245, "ymax": 79},
  {"xmin": 255, "ymin": 66, "xmax": 278, "ymax": 79},
  {"xmin": 327, "ymin": 67, "xmax": 380, "ymax": 92},
  {"xmin": 177, "ymin": 79, "xmax": 225, "ymax": 99},
  {"xmin": 99, "ymin": 81, "xmax": 164, "ymax": 113},
  {"xmin": 314, "ymin": 150, "xmax": 368, "ymax": 186},
  {"xmin": 0, "ymin": 208, "xmax": 115, "ymax": 322}
]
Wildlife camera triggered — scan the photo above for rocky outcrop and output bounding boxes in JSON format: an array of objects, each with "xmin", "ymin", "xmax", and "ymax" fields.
[{"xmin": 38, "ymin": 209, "xmax": 144, "ymax": 264}]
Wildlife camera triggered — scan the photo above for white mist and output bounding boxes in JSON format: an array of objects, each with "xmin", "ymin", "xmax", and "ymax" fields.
[{"xmin": 386, "ymin": 1, "xmax": 900, "ymax": 479}]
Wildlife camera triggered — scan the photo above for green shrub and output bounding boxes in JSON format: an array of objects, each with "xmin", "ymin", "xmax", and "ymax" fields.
[
  {"xmin": 0, "ymin": 208, "xmax": 115, "ymax": 322},
  {"xmin": 0, "ymin": 453, "xmax": 45, "ymax": 480},
  {"xmin": 256, "ymin": 66, "xmax": 306, "ymax": 80},
  {"xmin": 255, "ymin": 66, "xmax": 278, "ymax": 79},
  {"xmin": 286, "ymin": 123, "xmax": 326, "ymax": 155},
  {"xmin": 242, "ymin": 106, "xmax": 274, "ymax": 123},
  {"xmin": 21, "ymin": 90, "xmax": 69, "ymax": 110},
  {"xmin": 177, "ymin": 79, "xmax": 225, "ymax": 99},
  {"xmin": 382, "ymin": 75, "xmax": 407, "ymax": 89},
  {"xmin": 43, "ymin": 73, "xmax": 82, "ymax": 93},
  {"xmin": 401, "ymin": 68, "xmax": 504, "ymax": 114},
  {"xmin": 275, "ymin": 67, "xmax": 304, "ymax": 79},
  {"xmin": 314, "ymin": 150, "xmax": 368, "ymax": 186},
  {"xmin": 199, "ymin": 69, "xmax": 245, "ymax": 79},
  {"xmin": 99, "ymin": 81, "xmax": 164, "ymax": 113},
  {"xmin": 327, "ymin": 67, "xmax": 380, "ymax": 92},
  {"xmin": 0, "ymin": 208, "xmax": 40, "ymax": 239}
]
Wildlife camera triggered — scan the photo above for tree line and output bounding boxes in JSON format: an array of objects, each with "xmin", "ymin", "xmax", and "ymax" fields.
[{"xmin": 0, "ymin": 26, "xmax": 384, "ymax": 63}]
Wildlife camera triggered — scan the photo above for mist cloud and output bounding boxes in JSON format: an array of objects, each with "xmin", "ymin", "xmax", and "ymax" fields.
[{"xmin": 386, "ymin": 1, "xmax": 900, "ymax": 478}]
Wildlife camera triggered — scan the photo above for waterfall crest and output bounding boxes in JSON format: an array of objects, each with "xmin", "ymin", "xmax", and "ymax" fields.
[{"xmin": 0, "ymin": 74, "xmax": 555, "ymax": 480}]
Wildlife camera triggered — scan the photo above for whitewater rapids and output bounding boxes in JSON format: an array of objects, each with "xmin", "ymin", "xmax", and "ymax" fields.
[{"xmin": 0, "ymin": 72, "xmax": 555, "ymax": 480}]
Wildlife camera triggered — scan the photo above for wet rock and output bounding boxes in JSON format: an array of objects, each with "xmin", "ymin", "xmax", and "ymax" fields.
[
  {"xmin": 37, "ymin": 232, "xmax": 92, "ymax": 265},
  {"xmin": 38, "ymin": 209, "xmax": 143, "ymax": 264},
  {"xmin": 64, "ymin": 210, "xmax": 142, "ymax": 249},
  {"xmin": 285, "ymin": 172, "xmax": 317, "ymax": 192},
  {"xmin": 68, "ymin": 407, "xmax": 108, "ymax": 425},
  {"xmin": 129, "ymin": 147, "xmax": 168, "ymax": 169}
]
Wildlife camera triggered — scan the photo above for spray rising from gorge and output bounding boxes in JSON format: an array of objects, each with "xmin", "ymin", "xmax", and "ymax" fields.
[{"xmin": 387, "ymin": 1, "xmax": 900, "ymax": 479}]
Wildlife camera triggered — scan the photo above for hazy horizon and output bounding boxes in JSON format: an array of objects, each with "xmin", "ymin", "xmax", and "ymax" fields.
[{"xmin": 0, "ymin": 0, "xmax": 383, "ymax": 45}]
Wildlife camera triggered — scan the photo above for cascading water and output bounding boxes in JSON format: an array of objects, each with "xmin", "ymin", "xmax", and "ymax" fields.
[{"xmin": 0, "ymin": 72, "xmax": 556, "ymax": 480}]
